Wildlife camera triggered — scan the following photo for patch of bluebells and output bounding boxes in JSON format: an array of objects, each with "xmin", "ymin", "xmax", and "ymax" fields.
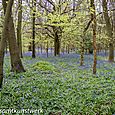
[
  {"xmin": 24, "ymin": 51, "xmax": 114, "ymax": 73},
  {"xmin": 97, "ymin": 51, "xmax": 109, "ymax": 57},
  {"xmin": 4, "ymin": 51, "xmax": 115, "ymax": 80},
  {"xmin": 2, "ymin": 51, "xmax": 115, "ymax": 114}
]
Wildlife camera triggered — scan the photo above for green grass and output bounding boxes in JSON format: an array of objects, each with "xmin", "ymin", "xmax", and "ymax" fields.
[{"xmin": 0, "ymin": 55, "xmax": 115, "ymax": 115}]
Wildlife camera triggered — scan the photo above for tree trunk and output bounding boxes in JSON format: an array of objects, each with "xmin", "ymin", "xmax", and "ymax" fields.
[
  {"xmin": 90, "ymin": 0, "xmax": 97, "ymax": 74},
  {"xmin": 3, "ymin": 0, "xmax": 25, "ymax": 72},
  {"xmin": 54, "ymin": 32, "xmax": 60, "ymax": 56},
  {"xmin": 112, "ymin": 1, "xmax": 115, "ymax": 38},
  {"xmin": 32, "ymin": 0, "xmax": 36, "ymax": 58},
  {"xmin": 80, "ymin": 36, "xmax": 85, "ymax": 66},
  {"xmin": 51, "ymin": 42, "xmax": 53, "ymax": 54},
  {"xmin": 111, "ymin": 0, "xmax": 115, "ymax": 59},
  {"xmin": 8, "ymin": 17, "xmax": 25, "ymax": 72},
  {"xmin": 46, "ymin": 41, "xmax": 49, "ymax": 57},
  {"xmin": 102, "ymin": 0, "xmax": 114, "ymax": 62},
  {"xmin": 41, "ymin": 43, "xmax": 42, "ymax": 54},
  {"xmin": 17, "ymin": 0, "xmax": 23, "ymax": 58},
  {"xmin": 68, "ymin": 44, "xmax": 70, "ymax": 54},
  {"xmin": 0, "ymin": 0, "xmax": 14, "ymax": 88},
  {"xmin": 62, "ymin": 46, "xmax": 64, "ymax": 54},
  {"xmin": 38, "ymin": 43, "xmax": 40, "ymax": 54},
  {"xmin": 54, "ymin": 37, "xmax": 60, "ymax": 56},
  {"xmin": 5, "ymin": 41, "xmax": 8, "ymax": 54},
  {"xmin": 53, "ymin": 26, "xmax": 61, "ymax": 56}
]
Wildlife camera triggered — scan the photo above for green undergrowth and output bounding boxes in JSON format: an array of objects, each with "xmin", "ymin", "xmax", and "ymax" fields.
[
  {"xmin": 32, "ymin": 61, "xmax": 59, "ymax": 74},
  {"xmin": 0, "ymin": 55, "xmax": 115, "ymax": 115}
]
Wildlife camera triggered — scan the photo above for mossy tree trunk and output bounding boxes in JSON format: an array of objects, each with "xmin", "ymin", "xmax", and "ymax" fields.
[
  {"xmin": 0, "ymin": 0, "xmax": 14, "ymax": 88},
  {"xmin": 102, "ymin": 0, "xmax": 114, "ymax": 62},
  {"xmin": 2, "ymin": 0, "xmax": 25, "ymax": 72},
  {"xmin": 8, "ymin": 17, "xmax": 25, "ymax": 72}
]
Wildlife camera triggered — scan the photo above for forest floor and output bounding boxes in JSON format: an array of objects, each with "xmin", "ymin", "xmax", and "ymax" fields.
[{"xmin": 0, "ymin": 52, "xmax": 115, "ymax": 114}]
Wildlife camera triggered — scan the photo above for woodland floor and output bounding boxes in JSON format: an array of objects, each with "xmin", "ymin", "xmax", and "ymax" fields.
[{"xmin": 0, "ymin": 52, "xmax": 115, "ymax": 115}]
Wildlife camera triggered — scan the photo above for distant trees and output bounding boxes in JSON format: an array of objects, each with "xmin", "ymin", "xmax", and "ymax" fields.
[{"xmin": 36, "ymin": 0, "xmax": 84, "ymax": 56}]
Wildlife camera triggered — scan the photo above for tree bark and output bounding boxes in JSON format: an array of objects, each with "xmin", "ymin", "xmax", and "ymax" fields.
[
  {"xmin": 90, "ymin": 0, "xmax": 97, "ymax": 74},
  {"xmin": 46, "ymin": 41, "xmax": 49, "ymax": 57},
  {"xmin": 32, "ymin": 0, "xmax": 36, "ymax": 58},
  {"xmin": 111, "ymin": 0, "xmax": 115, "ymax": 42},
  {"xmin": 68, "ymin": 44, "xmax": 70, "ymax": 54},
  {"xmin": 102, "ymin": 0, "xmax": 114, "ymax": 62},
  {"xmin": 40, "ymin": 43, "xmax": 43, "ymax": 54},
  {"xmin": 17, "ymin": 0, "xmax": 23, "ymax": 58},
  {"xmin": 0, "ymin": 0, "xmax": 14, "ymax": 88},
  {"xmin": 8, "ymin": 17, "xmax": 25, "ymax": 72},
  {"xmin": 80, "ymin": 37, "xmax": 85, "ymax": 66},
  {"xmin": 54, "ymin": 36, "xmax": 60, "ymax": 56},
  {"xmin": 2, "ymin": 0, "xmax": 25, "ymax": 72},
  {"xmin": 53, "ymin": 27, "xmax": 60, "ymax": 56}
]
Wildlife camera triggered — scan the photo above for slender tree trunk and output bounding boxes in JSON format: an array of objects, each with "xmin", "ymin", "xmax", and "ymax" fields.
[
  {"xmin": 62, "ymin": 45, "xmax": 64, "ymax": 54},
  {"xmin": 111, "ymin": 0, "xmax": 115, "ymax": 44},
  {"xmin": 17, "ymin": 0, "xmax": 23, "ymax": 58},
  {"xmin": 68, "ymin": 44, "xmax": 70, "ymax": 54},
  {"xmin": 73, "ymin": 0, "xmax": 75, "ymax": 12},
  {"xmin": 46, "ymin": 41, "xmax": 48, "ymax": 57},
  {"xmin": 0, "ymin": 0, "xmax": 14, "ymax": 88},
  {"xmin": 80, "ymin": 37, "xmax": 85, "ymax": 66},
  {"xmin": 105, "ymin": 48, "xmax": 107, "ymax": 56},
  {"xmin": 41, "ymin": 43, "xmax": 42, "ymax": 54},
  {"xmin": 32, "ymin": 0, "xmax": 36, "ymax": 58},
  {"xmin": 5, "ymin": 41, "xmax": 8, "ymax": 54},
  {"xmin": 51, "ymin": 42, "xmax": 53, "ymax": 54},
  {"xmin": 102, "ymin": 0, "xmax": 114, "ymax": 62},
  {"xmin": 90, "ymin": 0, "xmax": 97, "ymax": 74},
  {"xmin": 38, "ymin": 44, "xmax": 40, "ymax": 54}
]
